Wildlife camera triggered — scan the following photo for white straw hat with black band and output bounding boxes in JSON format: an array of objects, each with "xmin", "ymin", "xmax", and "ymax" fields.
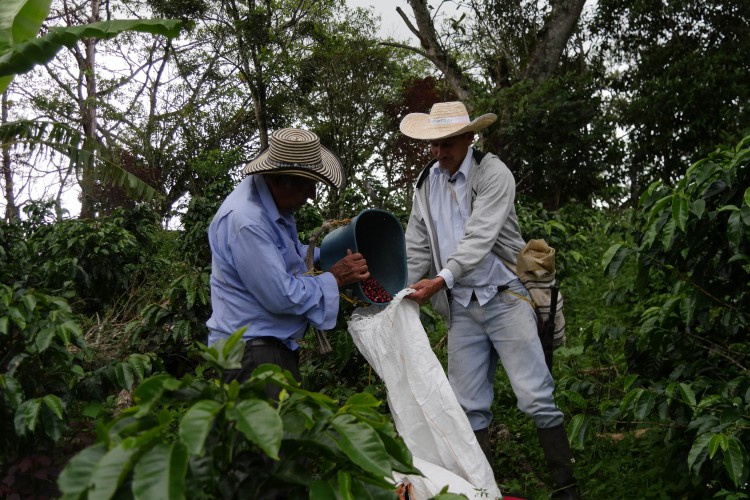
[
  {"xmin": 243, "ymin": 128, "xmax": 346, "ymax": 189},
  {"xmin": 399, "ymin": 101, "xmax": 497, "ymax": 141}
]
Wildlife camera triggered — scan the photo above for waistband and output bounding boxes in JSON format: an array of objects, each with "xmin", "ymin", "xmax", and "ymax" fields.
[
  {"xmin": 247, "ymin": 336, "xmax": 290, "ymax": 349},
  {"xmin": 450, "ymin": 284, "xmax": 511, "ymax": 302}
]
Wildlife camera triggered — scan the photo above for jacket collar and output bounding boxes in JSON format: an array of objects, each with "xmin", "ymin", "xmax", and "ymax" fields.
[{"xmin": 415, "ymin": 149, "xmax": 487, "ymax": 189}]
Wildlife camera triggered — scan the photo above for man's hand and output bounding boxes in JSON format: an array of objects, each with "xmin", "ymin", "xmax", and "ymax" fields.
[
  {"xmin": 405, "ymin": 276, "xmax": 446, "ymax": 305},
  {"xmin": 329, "ymin": 249, "xmax": 369, "ymax": 287}
]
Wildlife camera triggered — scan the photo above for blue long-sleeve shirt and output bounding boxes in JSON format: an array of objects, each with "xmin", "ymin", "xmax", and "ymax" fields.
[{"xmin": 206, "ymin": 175, "xmax": 339, "ymax": 350}]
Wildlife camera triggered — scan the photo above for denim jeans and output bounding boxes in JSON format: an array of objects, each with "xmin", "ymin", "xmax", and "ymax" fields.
[{"xmin": 447, "ymin": 279, "xmax": 563, "ymax": 430}]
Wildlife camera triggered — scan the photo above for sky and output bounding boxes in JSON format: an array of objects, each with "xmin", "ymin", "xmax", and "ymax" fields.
[
  {"xmin": 345, "ymin": 0, "xmax": 417, "ymax": 41},
  {"xmin": 345, "ymin": 0, "xmax": 464, "ymax": 42}
]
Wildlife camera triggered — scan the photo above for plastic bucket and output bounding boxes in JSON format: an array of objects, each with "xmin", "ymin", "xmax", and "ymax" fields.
[{"xmin": 320, "ymin": 209, "xmax": 407, "ymax": 305}]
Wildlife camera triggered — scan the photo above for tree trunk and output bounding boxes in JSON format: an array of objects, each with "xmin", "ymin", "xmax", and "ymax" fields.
[
  {"xmin": 402, "ymin": 0, "xmax": 473, "ymax": 107},
  {"xmin": 522, "ymin": 0, "xmax": 587, "ymax": 82},
  {"xmin": 79, "ymin": 0, "xmax": 100, "ymax": 219},
  {"xmin": 225, "ymin": 0, "xmax": 270, "ymax": 149},
  {"xmin": 1, "ymin": 90, "xmax": 19, "ymax": 222}
]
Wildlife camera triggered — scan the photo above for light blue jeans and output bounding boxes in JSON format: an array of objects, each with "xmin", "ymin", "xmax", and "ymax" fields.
[{"xmin": 447, "ymin": 279, "xmax": 563, "ymax": 430}]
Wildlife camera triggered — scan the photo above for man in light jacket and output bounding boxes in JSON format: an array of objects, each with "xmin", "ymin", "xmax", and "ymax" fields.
[{"xmin": 401, "ymin": 101, "xmax": 579, "ymax": 499}]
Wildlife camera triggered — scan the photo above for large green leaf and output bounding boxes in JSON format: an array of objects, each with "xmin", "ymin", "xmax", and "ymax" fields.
[
  {"xmin": 0, "ymin": 375, "xmax": 22, "ymax": 408},
  {"xmin": 708, "ymin": 433, "xmax": 728, "ymax": 459},
  {"xmin": 14, "ymin": 398, "xmax": 41, "ymax": 435},
  {"xmin": 634, "ymin": 389, "xmax": 657, "ymax": 420},
  {"xmin": 677, "ymin": 382, "xmax": 696, "ymax": 408},
  {"xmin": 727, "ymin": 210, "xmax": 742, "ymax": 251},
  {"xmin": 661, "ymin": 219, "xmax": 676, "ymax": 251},
  {"xmin": 567, "ymin": 413, "xmax": 589, "ymax": 450},
  {"xmin": 330, "ymin": 414, "xmax": 392, "ymax": 479},
  {"xmin": 42, "ymin": 394, "xmax": 63, "ymax": 419},
  {"xmin": 601, "ymin": 243, "xmax": 630, "ymax": 278},
  {"xmin": 230, "ymin": 399, "xmax": 283, "ymax": 460},
  {"xmin": 336, "ymin": 469, "xmax": 354, "ymax": 500},
  {"xmin": 671, "ymin": 195, "xmax": 689, "ymax": 232},
  {"xmin": 724, "ymin": 436, "xmax": 748, "ymax": 488},
  {"xmin": 687, "ymin": 433, "xmax": 712, "ymax": 474},
  {"xmin": 132, "ymin": 442, "xmax": 188, "ymax": 500},
  {"xmin": 57, "ymin": 443, "xmax": 107, "ymax": 499},
  {"xmin": 0, "ymin": 19, "xmax": 182, "ymax": 90},
  {"xmin": 178, "ymin": 399, "xmax": 223, "ymax": 455},
  {"xmin": 0, "ymin": 0, "xmax": 51, "ymax": 91},
  {"xmin": 89, "ymin": 440, "xmax": 139, "ymax": 500},
  {"xmin": 0, "ymin": 0, "xmax": 50, "ymax": 49},
  {"xmin": 115, "ymin": 361, "xmax": 136, "ymax": 390},
  {"xmin": 133, "ymin": 374, "xmax": 181, "ymax": 417}
]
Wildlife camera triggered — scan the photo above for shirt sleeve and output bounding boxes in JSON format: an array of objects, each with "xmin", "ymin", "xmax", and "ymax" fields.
[
  {"xmin": 437, "ymin": 268, "xmax": 455, "ymax": 289},
  {"xmin": 231, "ymin": 223, "xmax": 339, "ymax": 330}
]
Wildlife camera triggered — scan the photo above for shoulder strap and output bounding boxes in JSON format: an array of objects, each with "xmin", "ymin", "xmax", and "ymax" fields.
[
  {"xmin": 415, "ymin": 158, "xmax": 439, "ymax": 189},
  {"xmin": 472, "ymin": 149, "xmax": 486, "ymax": 164}
]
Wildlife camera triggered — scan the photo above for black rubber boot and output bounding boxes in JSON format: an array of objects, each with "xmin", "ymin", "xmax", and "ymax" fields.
[
  {"xmin": 536, "ymin": 424, "xmax": 580, "ymax": 499},
  {"xmin": 474, "ymin": 427, "xmax": 492, "ymax": 462}
]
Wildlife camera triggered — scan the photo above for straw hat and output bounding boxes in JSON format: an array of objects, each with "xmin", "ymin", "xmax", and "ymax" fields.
[
  {"xmin": 400, "ymin": 101, "xmax": 497, "ymax": 141},
  {"xmin": 243, "ymin": 128, "xmax": 345, "ymax": 189}
]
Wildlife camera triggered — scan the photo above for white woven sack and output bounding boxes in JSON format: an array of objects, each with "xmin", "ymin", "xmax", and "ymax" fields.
[{"xmin": 348, "ymin": 289, "xmax": 502, "ymax": 499}]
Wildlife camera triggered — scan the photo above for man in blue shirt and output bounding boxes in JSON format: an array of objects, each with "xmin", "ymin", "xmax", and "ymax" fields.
[{"xmin": 207, "ymin": 128, "xmax": 369, "ymax": 391}]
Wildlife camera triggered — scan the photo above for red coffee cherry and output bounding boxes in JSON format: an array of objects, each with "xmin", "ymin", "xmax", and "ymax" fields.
[{"xmin": 361, "ymin": 277, "xmax": 392, "ymax": 303}]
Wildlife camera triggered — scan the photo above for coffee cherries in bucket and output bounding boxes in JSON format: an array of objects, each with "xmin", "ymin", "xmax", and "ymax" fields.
[{"xmin": 361, "ymin": 277, "xmax": 392, "ymax": 303}]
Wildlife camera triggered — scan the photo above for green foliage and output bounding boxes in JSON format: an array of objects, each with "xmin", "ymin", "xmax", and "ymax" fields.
[
  {"xmin": 125, "ymin": 264, "xmax": 211, "ymax": 377},
  {"xmin": 486, "ymin": 73, "xmax": 624, "ymax": 208},
  {"xmin": 5, "ymin": 202, "xmax": 159, "ymax": 311},
  {"xmin": 58, "ymin": 331, "xmax": 418, "ymax": 499},
  {"xmin": 0, "ymin": 283, "xmax": 86, "ymax": 453},
  {"xmin": 594, "ymin": 0, "xmax": 750, "ymax": 198},
  {"xmin": 591, "ymin": 135, "xmax": 750, "ymax": 494}
]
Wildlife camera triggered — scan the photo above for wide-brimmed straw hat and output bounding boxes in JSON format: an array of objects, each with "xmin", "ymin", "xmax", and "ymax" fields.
[
  {"xmin": 243, "ymin": 128, "xmax": 345, "ymax": 189},
  {"xmin": 400, "ymin": 101, "xmax": 497, "ymax": 141}
]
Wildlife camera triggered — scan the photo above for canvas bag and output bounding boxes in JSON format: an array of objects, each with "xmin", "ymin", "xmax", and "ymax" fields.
[
  {"xmin": 515, "ymin": 239, "xmax": 566, "ymax": 347},
  {"xmin": 348, "ymin": 289, "xmax": 502, "ymax": 499}
]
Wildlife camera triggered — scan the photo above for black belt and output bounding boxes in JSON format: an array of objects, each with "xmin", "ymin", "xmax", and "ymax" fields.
[
  {"xmin": 456, "ymin": 285, "xmax": 511, "ymax": 302},
  {"xmin": 247, "ymin": 337, "xmax": 287, "ymax": 349}
]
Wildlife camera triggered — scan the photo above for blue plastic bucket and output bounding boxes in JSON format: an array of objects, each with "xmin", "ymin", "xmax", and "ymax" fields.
[{"xmin": 319, "ymin": 209, "xmax": 407, "ymax": 305}]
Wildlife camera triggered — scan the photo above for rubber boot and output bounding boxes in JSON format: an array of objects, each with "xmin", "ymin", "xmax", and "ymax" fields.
[
  {"xmin": 536, "ymin": 424, "xmax": 580, "ymax": 499},
  {"xmin": 474, "ymin": 428, "xmax": 492, "ymax": 463}
]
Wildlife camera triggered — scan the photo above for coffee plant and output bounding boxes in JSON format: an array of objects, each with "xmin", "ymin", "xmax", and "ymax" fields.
[
  {"xmin": 57, "ymin": 330, "xmax": 419, "ymax": 499},
  {"xmin": 590, "ymin": 134, "xmax": 750, "ymax": 495}
]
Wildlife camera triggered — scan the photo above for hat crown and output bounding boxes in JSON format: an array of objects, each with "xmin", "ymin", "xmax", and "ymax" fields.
[
  {"xmin": 427, "ymin": 102, "xmax": 471, "ymax": 124},
  {"xmin": 399, "ymin": 101, "xmax": 497, "ymax": 141},
  {"xmin": 267, "ymin": 128, "xmax": 322, "ymax": 167},
  {"xmin": 242, "ymin": 127, "xmax": 346, "ymax": 189}
]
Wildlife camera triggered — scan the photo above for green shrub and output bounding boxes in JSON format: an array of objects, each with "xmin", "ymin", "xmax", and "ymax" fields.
[
  {"xmin": 0, "ymin": 284, "xmax": 87, "ymax": 455},
  {"xmin": 58, "ymin": 330, "xmax": 418, "ymax": 499},
  {"xmin": 591, "ymin": 135, "xmax": 750, "ymax": 495}
]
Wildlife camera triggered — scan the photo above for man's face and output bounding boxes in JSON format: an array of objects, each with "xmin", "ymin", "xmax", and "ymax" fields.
[
  {"xmin": 429, "ymin": 132, "xmax": 474, "ymax": 175},
  {"xmin": 266, "ymin": 174, "xmax": 318, "ymax": 213}
]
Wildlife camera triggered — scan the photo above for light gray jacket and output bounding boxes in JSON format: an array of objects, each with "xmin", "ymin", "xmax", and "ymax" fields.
[{"xmin": 404, "ymin": 149, "xmax": 527, "ymax": 325}]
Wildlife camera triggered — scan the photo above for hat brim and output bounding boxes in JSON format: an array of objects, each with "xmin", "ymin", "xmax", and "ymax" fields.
[
  {"xmin": 243, "ymin": 146, "xmax": 345, "ymax": 189},
  {"xmin": 400, "ymin": 113, "xmax": 497, "ymax": 141}
]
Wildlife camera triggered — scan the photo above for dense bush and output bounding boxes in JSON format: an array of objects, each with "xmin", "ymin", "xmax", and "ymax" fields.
[
  {"xmin": 584, "ymin": 135, "xmax": 750, "ymax": 496},
  {"xmin": 58, "ymin": 331, "xmax": 419, "ymax": 499},
  {"xmin": 0, "ymin": 284, "xmax": 86, "ymax": 454}
]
